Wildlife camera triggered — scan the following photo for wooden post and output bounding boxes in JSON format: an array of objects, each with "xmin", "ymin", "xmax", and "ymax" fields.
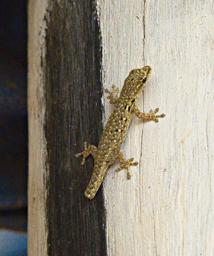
[
  {"xmin": 28, "ymin": 1, "xmax": 106, "ymax": 255},
  {"xmin": 29, "ymin": 0, "xmax": 214, "ymax": 255}
]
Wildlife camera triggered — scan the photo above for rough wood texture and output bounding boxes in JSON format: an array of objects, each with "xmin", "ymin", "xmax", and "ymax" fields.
[
  {"xmin": 29, "ymin": 1, "xmax": 107, "ymax": 255},
  {"xmin": 98, "ymin": 0, "xmax": 214, "ymax": 255},
  {"xmin": 29, "ymin": 0, "xmax": 214, "ymax": 255},
  {"xmin": 28, "ymin": 1, "xmax": 49, "ymax": 255}
]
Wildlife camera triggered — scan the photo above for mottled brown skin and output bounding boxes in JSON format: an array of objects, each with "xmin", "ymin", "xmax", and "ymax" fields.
[{"xmin": 76, "ymin": 66, "xmax": 165, "ymax": 199}]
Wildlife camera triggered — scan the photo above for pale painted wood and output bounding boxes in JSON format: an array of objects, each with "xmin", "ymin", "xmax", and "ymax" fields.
[
  {"xmin": 28, "ymin": 1, "xmax": 49, "ymax": 255},
  {"xmin": 98, "ymin": 0, "xmax": 214, "ymax": 255}
]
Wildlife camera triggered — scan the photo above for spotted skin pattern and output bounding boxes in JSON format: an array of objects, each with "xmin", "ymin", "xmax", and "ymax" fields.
[{"xmin": 76, "ymin": 66, "xmax": 165, "ymax": 199}]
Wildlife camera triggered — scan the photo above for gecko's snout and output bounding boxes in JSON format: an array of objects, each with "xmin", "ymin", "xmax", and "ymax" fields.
[
  {"xmin": 139, "ymin": 65, "xmax": 151, "ymax": 84},
  {"xmin": 141, "ymin": 65, "xmax": 152, "ymax": 76}
]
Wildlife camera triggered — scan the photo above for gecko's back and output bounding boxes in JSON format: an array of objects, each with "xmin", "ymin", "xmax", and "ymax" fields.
[{"xmin": 84, "ymin": 98, "xmax": 135, "ymax": 199}]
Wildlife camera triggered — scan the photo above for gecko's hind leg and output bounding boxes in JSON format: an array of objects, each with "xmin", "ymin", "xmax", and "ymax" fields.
[
  {"xmin": 105, "ymin": 84, "xmax": 120, "ymax": 105},
  {"xmin": 75, "ymin": 142, "xmax": 97, "ymax": 165},
  {"xmin": 115, "ymin": 152, "xmax": 138, "ymax": 179}
]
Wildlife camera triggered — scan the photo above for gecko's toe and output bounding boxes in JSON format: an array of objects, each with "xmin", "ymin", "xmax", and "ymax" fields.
[{"xmin": 127, "ymin": 171, "xmax": 131, "ymax": 180}]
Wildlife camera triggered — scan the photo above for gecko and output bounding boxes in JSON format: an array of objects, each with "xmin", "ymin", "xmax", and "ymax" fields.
[{"xmin": 76, "ymin": 66, "xmax": 165, "ymax": 200}]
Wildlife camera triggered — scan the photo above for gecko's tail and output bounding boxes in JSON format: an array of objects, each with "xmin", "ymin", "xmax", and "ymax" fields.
[
  {"xmin": 84, "ymin": 187, "xmax": 98, "ymax": 200},
  {"xmin": 84, "ymin": 168, "xmax": 106, "ymax": 200}
]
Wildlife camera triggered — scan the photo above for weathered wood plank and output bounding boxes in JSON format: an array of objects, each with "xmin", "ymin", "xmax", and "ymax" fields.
[
  {"xmin": 98, "ymin": 0, "xmax": 214, "ymax": 255},
  {"xmin": 28, "ymin": 1, "xmax": 49, "ymax": 255},
  {"xmin": 29, "ymin": 0, "xmax": 214, "ymax": 255},
  {"xmin": 29, "ymin": 1, "xmax": 107, "ymax": 255}
]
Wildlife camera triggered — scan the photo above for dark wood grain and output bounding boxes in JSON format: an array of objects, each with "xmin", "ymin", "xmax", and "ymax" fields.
[{"xmin": 44, "ymin": 1, "xmax": 107, "ymax": 255}]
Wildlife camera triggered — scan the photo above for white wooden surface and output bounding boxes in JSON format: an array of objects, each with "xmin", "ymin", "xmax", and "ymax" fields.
[
  {"xmin": 28, "ymin": 1, "xmax": 49, "ymax": 255},
  {"xmin": 98, "ymin": 0, "xmax": 214, "ymax": 255}
]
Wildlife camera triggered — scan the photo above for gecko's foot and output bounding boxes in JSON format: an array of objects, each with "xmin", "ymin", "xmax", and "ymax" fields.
[
  {"xmin": 116, "ymin": 158, "xmax": 138, "ymax": 179},
  {"xmin": 105, "ymin": 85, "xmax": 120, "ymax": 104},
  {"xmin": 146, "ymin": 108, "xmax": 165, "ymax": 122},
  {"xmin": 75, "ymin": 142, "xmax": 97, "ymax": 165}
]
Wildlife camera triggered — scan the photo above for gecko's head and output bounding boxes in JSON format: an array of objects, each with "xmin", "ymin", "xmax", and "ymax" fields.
[{"xmin": 120, "ymin": 65, "xmax": 152, "ymax": 99}]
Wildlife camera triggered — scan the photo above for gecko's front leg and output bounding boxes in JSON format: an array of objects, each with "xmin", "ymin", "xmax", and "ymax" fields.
[
  {"xmin": 115, "ymin": 152, "xmax": 138, "ymax": 179},
  {"xmin": 133, "ymin": 105, "xmax": 165, "ymax": 122},
  {"xmin": 105, "ymin": 85, "xmax": 120, "ymax": 105},
  {"xmin": 75, "ymin": 142, "xmax": 97, "ymax": 165}
]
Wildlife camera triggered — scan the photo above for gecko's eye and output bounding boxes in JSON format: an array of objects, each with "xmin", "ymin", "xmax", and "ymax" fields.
[{"xmin": 142, "ymin": 77, "xmax": 147, "ymax": 83}]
